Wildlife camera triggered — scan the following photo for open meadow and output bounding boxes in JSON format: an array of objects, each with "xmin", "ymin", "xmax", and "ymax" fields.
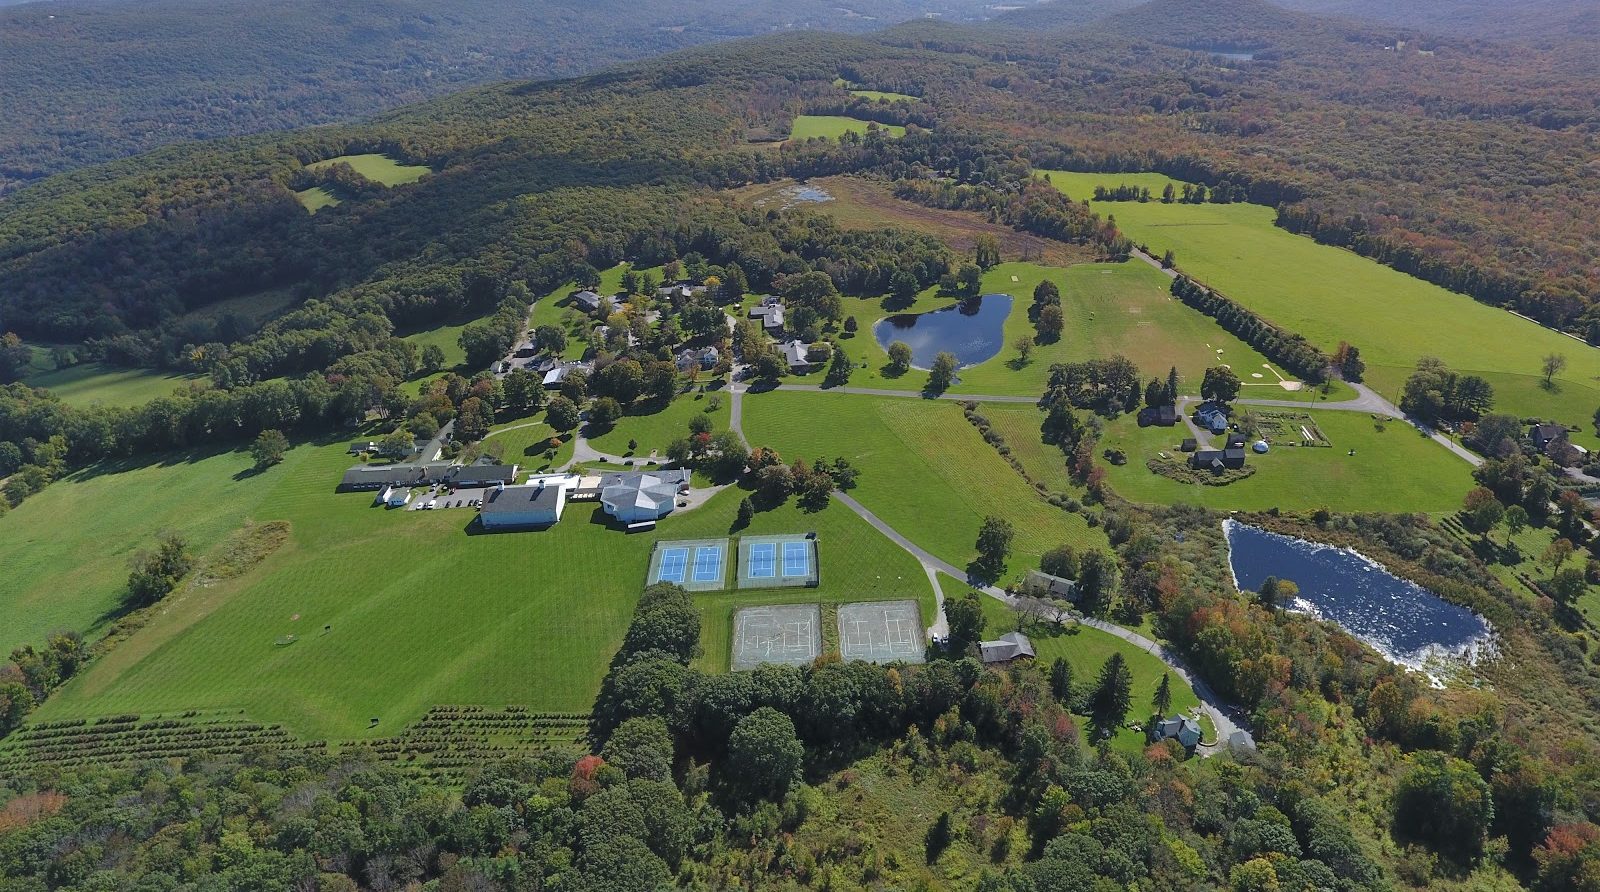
[
  {"xmin": 585, "ymin": 386, "xmax": 730, "ymax": 458},
  {"xmin": 1043, "ymin": 170, "xmax": 1600, "ymax": 446},
  {"xmin": 23, "ymin": 434, "xmax": 932, "ymax": 741},
  {"xmin": 742, "ymin": 390, "xmax": 1106, "ymax": 574},
  {"xmin": 789, "ymin": 115, "xmax": 906, "ymax": 141},
  {"xmin": 830, "ymin": 260, "xmax": 1346, "ymax": 402}
]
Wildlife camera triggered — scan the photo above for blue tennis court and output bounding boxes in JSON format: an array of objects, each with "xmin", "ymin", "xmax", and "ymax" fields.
[
  {"xmin": 692, "ymin": 545, "xmax": 724, "ymax": 583},
  {"xmin": 747, "ymin": 543, "xmax": 778, "ymax": 579},
  {"xmin": 782, "ymin": 541, "xmax": 810, "ymax": 577},
  {"xmin": 655, "ymin": 547, "xmax": 689, "ymax": 584}
]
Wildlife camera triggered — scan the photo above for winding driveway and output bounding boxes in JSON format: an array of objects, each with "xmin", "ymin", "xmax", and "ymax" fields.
[{"xmin": 831, "ymin": 491, "xmax": 1255, "ymax": 755}]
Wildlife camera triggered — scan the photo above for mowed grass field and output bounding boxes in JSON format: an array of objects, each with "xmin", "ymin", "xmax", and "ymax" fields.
[
  {"xmin": 1097, "ymin": 410, "xmax": 1474, "ymax": 513},
  {"xmin": 307, "ymin": 153, "xmax": 431, "ymax": 186},
  {"xmin": 742, "ymin": 390, "xmax": 1107, "ymax": 575},
  {"xmin": 1042, "ymin": 170, "xmax": 1600, "ymax": 445},
  {"xmin": 977, "ymin": 597, "xmax": 1209, "ymax": 753},
  {"xmin": 832, "ymin": 261, "xmax": 1346, "ymax": 402},
  {"xmin": 0, "ymin": 443, "xmax": 323, "ymax": 655},
  {"xmin": 849, "ymin": 90, "xmax": 919, "ymax": 102},
  {"xmin": 295, "ymin": 186, "xmax": 340, "ymax": 213},
  {"xmin": 790, "ymin": 115, "xmax": 906, "ymax": 141},
  {"xmin": 31, "ymin": 434, "xmax": 932, "ymax": 740}
]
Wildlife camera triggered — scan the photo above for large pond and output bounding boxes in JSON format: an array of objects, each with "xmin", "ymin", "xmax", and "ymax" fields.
[
  {"xmin": 1224, "ymin": 520, "xmax": 1492, "ymax": 680},
  {"xmin": 873, "ymin": 294, "xmax": 1012, "ymax": 370}
]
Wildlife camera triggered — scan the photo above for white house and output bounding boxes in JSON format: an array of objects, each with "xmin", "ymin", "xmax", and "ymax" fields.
[
  {"xmin": 749, "ymin": 298, "xmax": 785, "ymax": 332},
  {"xmin": 599, "ymin": 470, "xmax": 690, "ymax": 527}
]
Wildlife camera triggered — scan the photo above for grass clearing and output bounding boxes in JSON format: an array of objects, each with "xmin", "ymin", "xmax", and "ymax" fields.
[
  {"xmin": 307, "ymin": 153, "xmax": 431, "ymax": 186},
  {"xmin": 29, "ymin": 434, "xmax": 931, "ymax": 740},
  {"xmin": 742, "ymin": 390, "xmax": 1106, "ymax": 576},
  {"xmin": 789, "ymin": 115, "xmax": 906, "ymax": 141},
  {"xmin": 1042, "ymin": 170, "xmax": 1600, "ymax": 445},
  {"xmin": 294, "ymin": 186, "xmax": 340, "ymax": 213},
  {"xmin": 849, "ymin": 89, "xmax": 920, "ymax": 102},
  {"xmin": 21, "ymin": 363, "xmax": 202, "ymax": 409},
  {"xmin": 1098, "ymin": 410, "xmax": 1474, "ymax": 513},
  {"xmin": 401, "ymin": 320, "xmax": 471, "ymax": 371}
]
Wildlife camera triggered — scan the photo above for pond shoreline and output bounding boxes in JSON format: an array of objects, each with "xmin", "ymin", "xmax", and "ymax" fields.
[{"xmin": 1223, "ymin": 519, "xmax": 1495, "ymax": 685}]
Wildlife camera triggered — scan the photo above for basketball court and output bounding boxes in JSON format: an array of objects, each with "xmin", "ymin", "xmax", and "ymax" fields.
[
  {"xmin": 731, "ymin": 604, "xmax": 821, "ymax": 670},
  {"xmin": 837, "ymin": 600, "xmax": 925, "ymax": 664}
]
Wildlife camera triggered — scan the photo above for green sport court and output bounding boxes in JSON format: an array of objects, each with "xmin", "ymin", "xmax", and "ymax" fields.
[
  {"xmin": 736, "ymin": 534, "xmax": 820, "ymax": 589},
  {"xmin": 647, "ymin": 538, "xmax": 730, "ymax": 592}
]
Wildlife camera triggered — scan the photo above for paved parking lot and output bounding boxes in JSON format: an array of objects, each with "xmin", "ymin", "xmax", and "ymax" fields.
[{"xmin": 406, "ymin": 485, "xmax": 491, "ymax": 511}]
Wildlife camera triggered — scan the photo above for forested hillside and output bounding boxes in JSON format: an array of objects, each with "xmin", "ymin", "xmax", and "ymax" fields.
[{"xmin": 0, "ymin": 0, "xmax": 1000, "ymax": 192}]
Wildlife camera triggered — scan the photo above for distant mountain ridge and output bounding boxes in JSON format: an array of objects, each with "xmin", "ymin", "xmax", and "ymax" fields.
[{"xmin": 0, "ymin": 0, "xmax": 1003, "ymax": 192}]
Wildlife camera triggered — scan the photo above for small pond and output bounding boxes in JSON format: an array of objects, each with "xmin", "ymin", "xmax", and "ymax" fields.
[
  {"xmin": 1224, "ymin": 520, "xmax": 1492, "ymax": 680},
  {"xmin": 873, "ymin": 293, "xmax": 1012, "ymax": 370}
]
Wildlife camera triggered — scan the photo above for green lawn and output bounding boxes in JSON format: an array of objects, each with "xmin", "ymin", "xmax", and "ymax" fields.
[
  {"xmin": 0, "ymin": 443, "xmax": 321, "ymax": 655},
  {"xmin": 21, "ymin": 362, "xmax": 202, "ymax": 408},
  {"xmin": 1042, "ymin": 170, "xmax": 1600, "ymax": 447},
  {"xmin": 307, "ymin": 153, "xmax": 431, "ymax": 186},
  {"xmin": 832, "ymin": 261, "xmax": 1347, "ymax": 401},
  {"xmin": 975, "ymin": 403, "xmax": 1074, "ymax": 492},
  {"xmin": 294, "ymin": 186, "xmax": 340, "ymax": 213},
  {"xmin": 742, "ymin": 390, "xmax": 1107, "ymax": 577},
  {"xmin": 1098, "ymin": 410, "xmax": 1474, "ymax": 513},
  {"xmin": 29, "ymin": 433, "xmax": 933, "ymax": 741},
  {"xmin": 401, "ymin": 320, "xmax": 471, "ymax": 371},
  {"xmin": 483, "ymin": 417, "xmax": 573, "ymax": 472},
  {"xmin": 978, "ymin": 596, "xmax": 1207, "ymax": 754},
  {"xmin": 585, "ymin": 388, "xmax": 730, "ymax": 458},
  {"xmin": 790, "ymin": 115, "xmax": 906, "ymax": 141}
]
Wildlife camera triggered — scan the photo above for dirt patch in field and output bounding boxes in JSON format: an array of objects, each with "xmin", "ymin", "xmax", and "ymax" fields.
[{"xmin": 729, "ymin": 176, "xmax": 1094, "ymax": 266}]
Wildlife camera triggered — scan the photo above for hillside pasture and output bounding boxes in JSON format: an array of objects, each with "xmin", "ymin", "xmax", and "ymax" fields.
[
  {"xmin": 742, "ymin": 390, "xmax": 1106, "ymax": 575},
  {"xmin": 849, "ymin": 89, "xmax": 919, "ymax": 102},
  {"xmin": 22, "ymin": 361, "xmax": 202, "ymax": 409},
  {"xmin": 31, "ymin": 436, "xmax": 931, "ymax": 741},
  {"xmin": 1042, "ymin": 170, "xmax": 1600, "ymax": 446}
]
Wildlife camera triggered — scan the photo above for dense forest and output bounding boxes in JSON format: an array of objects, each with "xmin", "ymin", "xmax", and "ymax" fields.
[{"xmin": 0, "ymin": 0, "xmax": 1002, "ymax": 192}]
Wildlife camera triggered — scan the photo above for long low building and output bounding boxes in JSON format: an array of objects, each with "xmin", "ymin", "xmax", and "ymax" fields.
[{"xmin": 339, "ymin": 460, "xmax": 519, "ymax": 491}]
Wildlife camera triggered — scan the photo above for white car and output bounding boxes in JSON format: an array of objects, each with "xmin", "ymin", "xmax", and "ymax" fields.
[{"xmin": 424, "ymin": 499, "xmax": 437, "ymax": 510}]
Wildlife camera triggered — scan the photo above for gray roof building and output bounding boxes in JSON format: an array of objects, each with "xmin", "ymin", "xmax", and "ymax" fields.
[
  {"xmin": 979, "ymin": 631, "xmax": 1036, "ymax": 664},
  {"xmin": 481, "ymin": 480, "xmax": 567, "ymax": 527},
  {"xmin": 749, "ymin": 299, "xmax": 785, "ymax": 331},
  {"xmin": 1023, "ymin": 570, "xmax": 1079, "ymax": 601},
  {"xmin": 1151, "ymin": 715, "xmax": 1204, "ymax": 751},
  {"xmin": 573, "ymin": 290, "xmax": 620, "ymax": 314}
]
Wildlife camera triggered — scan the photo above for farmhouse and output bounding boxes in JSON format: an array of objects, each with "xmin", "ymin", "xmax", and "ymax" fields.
[
  {"xmin": 1022, "ymin": 569, "xmax": 1079, "ymax": 601},
  {"xmin": 675, "ymin": 345, "xmax": 720, "ymax": 372},
  {"xmin": 1195, "ymin": 405, "xmax": 1230, "ymax": 435},
  {"xmin": 748, "ymin": 297, "xmax": 786, "ymax": 332},
  {"xmin": 480, "ymin": 477, "xmax": 573, "ymax": 528},
  {"xmin": 656, "ymin": 283, "xmax": 706, "ymax": 303},
  {"xmin": 1530, "ymin": 423, "xmax": 1568, "ymax": 451},
  {"xmin": 1150, "ymin": 715, "xmax": 1204, "ymax": 752},
  {"xmin": 979, "ymin": 631, "xmax": 1036, "ymax": 664},
  {"xmin": 1529, "ymin": 422, "xmax": 1588, "ymax": 465},
  {"xmin": 783, "ymin": 340, "xmax": 817, "ymax": 372},
  {"xmin": 572, "ymin": 290, "xmax": 621, "ymax": 314},
  {"xmin": 600, "ymin": 469, "xmax": 692, "ymax": 528}
]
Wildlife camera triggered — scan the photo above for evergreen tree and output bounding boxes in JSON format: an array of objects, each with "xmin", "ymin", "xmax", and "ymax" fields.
[
  {"xmin": 1090, "ymin": 652, "xmax": 1133, "ymax": 732},
  {"xmin": 1050, "ymin": 657, "xmax": 1074, "ymax": 704},
  {"xmin": 1152, "ymin": 673, "xmax": 1172, "ymax": 716}
]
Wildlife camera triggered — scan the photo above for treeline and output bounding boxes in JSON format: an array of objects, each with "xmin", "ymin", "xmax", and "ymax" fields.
[
  {"xmin": 1170, "ymin": 275, "xmax": 1329, "ymax": 382},
  {"xmin": 893, "ymin": 178, "xmax": 1129, "ymax": 256},
  {"xmin": 1275, "ymin": 206, "xmax": 1586, "ymax": 332}
]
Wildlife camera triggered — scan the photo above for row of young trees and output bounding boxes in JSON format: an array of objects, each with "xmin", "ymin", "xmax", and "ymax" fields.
[{"xmin": 1170, "ymin": 276, "xmax": 1330, "ymax": 382}]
